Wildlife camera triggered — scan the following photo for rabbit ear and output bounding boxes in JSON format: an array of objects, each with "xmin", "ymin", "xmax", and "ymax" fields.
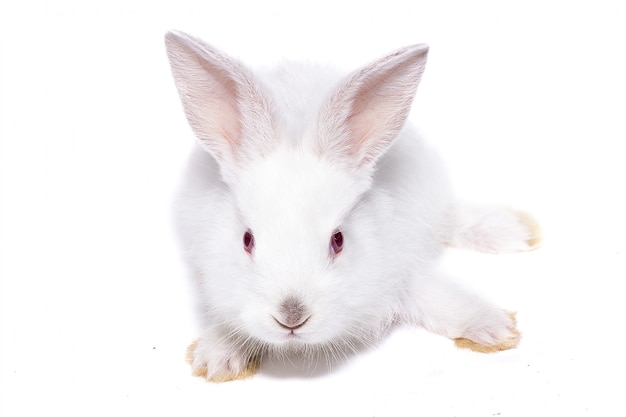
[
  {"xmin": 165, "ymin": 31, "xmax": 277, "ymax": 177},
  {"xmin": 315, "ymin": 44, "xmax": 429, "ymax": 170}
]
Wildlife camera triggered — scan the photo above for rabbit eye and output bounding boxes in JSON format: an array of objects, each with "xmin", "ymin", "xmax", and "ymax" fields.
[
  {"xmin": 243, "ymin": 229, "xmax": 255, "ymax": 253},
  {"xmin": 330, "ymin": 230, "xmax": 343, "ymax": 255}
]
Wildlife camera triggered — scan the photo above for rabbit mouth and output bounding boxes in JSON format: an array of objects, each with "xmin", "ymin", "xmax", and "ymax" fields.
[{"xmin": 273, "ymin": 315, "xmax": 310, "ymax": 332}]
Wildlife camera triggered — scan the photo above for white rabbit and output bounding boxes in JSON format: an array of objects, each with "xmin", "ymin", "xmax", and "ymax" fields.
[{"xmin": 165, "ymin": 31, "xmax": 541, "ymax": 382}]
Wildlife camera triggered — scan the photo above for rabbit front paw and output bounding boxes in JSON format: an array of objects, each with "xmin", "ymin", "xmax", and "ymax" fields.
[
  {"xmin": 454, "ymin": 311, "xmax": 521, "ymax": 353},
  {"xmin": 186, "ymin": 339, "xmax": 260, "ymax": 382}
]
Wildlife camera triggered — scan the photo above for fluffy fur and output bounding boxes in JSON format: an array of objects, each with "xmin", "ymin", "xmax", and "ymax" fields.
[{"xmin": 165, "ymin": 31, "xmax": 541, "ymax": 382}]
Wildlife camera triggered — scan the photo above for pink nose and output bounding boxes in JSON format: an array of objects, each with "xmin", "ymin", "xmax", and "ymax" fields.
[{"xmin": 274, "ymin": 296, "xmax": 310, "ymax": 330}]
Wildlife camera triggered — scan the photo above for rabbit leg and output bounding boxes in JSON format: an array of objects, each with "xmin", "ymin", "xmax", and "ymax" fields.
[
  {"xmin": 186, "ymin": 327, "xmax": 261, "ymax": 382},
  {"xmin": 447, "ymin": 204, "xmax": 542, "ymax": 254},
  {"xmin": 411, "ymin": 276, "xmax": 520, "ymax": 352}
]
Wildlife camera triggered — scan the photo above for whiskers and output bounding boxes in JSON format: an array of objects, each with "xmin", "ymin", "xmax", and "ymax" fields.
[
  {"xmin": 280, "ymin": 320, "xmax": 386, "ymax": 376},
  {"xmin": 219, "ymin": 314, "xmax": 388, "ymax": 379},
  {"xmin": 226, "ymin": 325, "xmax": 270, "ymax": 366}
]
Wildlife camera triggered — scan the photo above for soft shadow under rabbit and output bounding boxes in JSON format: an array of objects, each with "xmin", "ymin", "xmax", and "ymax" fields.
[{"xmin": 165, "ymin": 31, "xmax": 541, "ymax": 383}]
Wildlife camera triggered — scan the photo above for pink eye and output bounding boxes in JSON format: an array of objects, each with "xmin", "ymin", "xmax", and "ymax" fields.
[
  {"xmin": 330, "ymin": 230, "xmax": 344, "ymax": 255},
  {"xmin": 243, "ymin": 230, "xmax": 255, "ymax": 253}
]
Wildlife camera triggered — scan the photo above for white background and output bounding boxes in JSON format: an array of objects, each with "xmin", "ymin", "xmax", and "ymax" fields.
[{"xmin": 1, "ymin": 1, "xmax": 625, "ymax": 416}]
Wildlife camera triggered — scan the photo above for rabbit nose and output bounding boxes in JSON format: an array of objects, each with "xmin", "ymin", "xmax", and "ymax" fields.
[{"xmin": 275, "ymin": 296, "xmax": 310, "ymax": 330}]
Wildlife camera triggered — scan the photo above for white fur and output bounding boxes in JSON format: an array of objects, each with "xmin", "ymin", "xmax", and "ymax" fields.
[
  {"xmin": 448, "ymin": 203, "xmax": 538, "ymax": 253},
  {"xmin": 165, "ymin": 31, "xmax": 532, "ymax": 380}
]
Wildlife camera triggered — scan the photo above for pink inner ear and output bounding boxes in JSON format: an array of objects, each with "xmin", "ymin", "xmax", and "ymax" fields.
[
  {"xmin": 167, "ymin": 31, "xmax": 280, "ymax": 183},
  {"xmin": 345, "ymin": 64, "xmax": 415, "ymax": 165},
  {"xmin": 167, "ymin": 33, "xmax": 250, "ymax": 163},
  {"xmin": 346, "ymin": 96, "xmax": 375, "ymax": 148},
  {"xmin": 194, "ymin": 59, "xmax": 243, "ymax": 152},
  {"xmin": 316, "ymin": 44, "xmax": 427, "ymax": 169},
  {"xmin": 346, "ymin": 94, "xmax": 393, "ymax": 162}
]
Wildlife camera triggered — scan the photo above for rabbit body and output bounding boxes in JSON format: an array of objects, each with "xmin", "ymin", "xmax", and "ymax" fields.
[{"xmin": 166, "ymin": 31, "xmax": 540, "ymax": 382}]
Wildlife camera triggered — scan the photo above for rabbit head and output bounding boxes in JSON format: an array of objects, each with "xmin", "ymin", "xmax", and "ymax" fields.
[{"xmin": 166, "ymin": 31, "xmax": 429, "ymax": 350}]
